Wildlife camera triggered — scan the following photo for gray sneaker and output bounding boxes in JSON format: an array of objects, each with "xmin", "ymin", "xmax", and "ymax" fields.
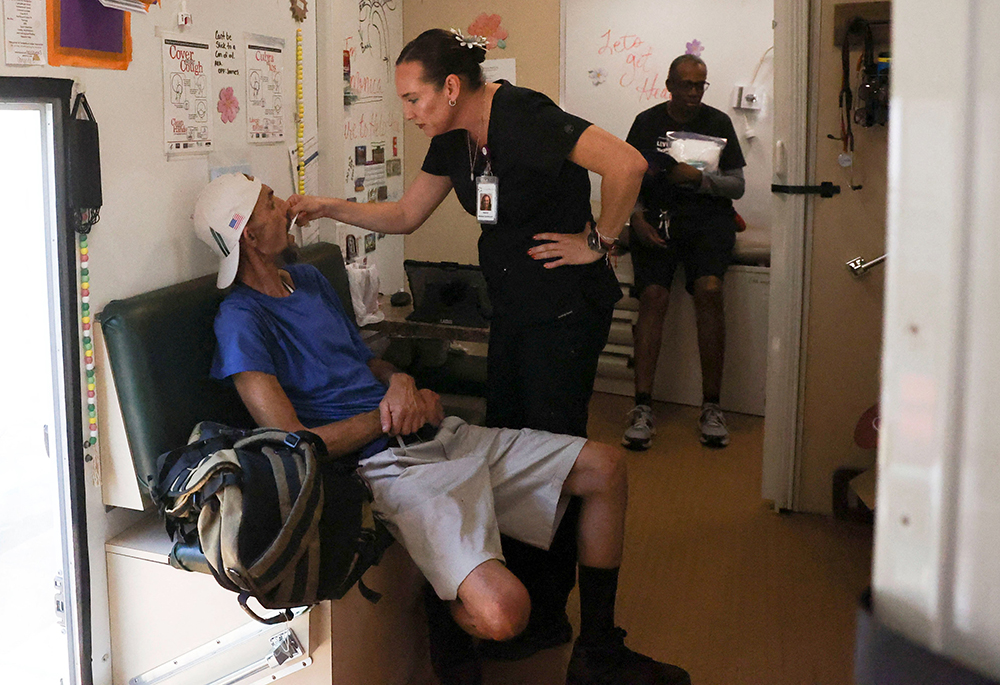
[
  {"xmin": 699, "ymin": 402, "xmax": 730, "ymax": 447},
  {"xmin": 622, "ymin": 404, "xmax": 655, "ymax": 451}
]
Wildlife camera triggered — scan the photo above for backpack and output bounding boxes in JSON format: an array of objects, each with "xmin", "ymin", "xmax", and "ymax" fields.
[{"xmin": 152, "ymin": 421, "xmax": 394, "ymax": 623}]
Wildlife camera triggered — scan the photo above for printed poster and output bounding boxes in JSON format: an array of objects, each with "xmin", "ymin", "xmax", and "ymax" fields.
[
  {"xmin": 342, "ymin": 4, "xmax": 403, "ymax": 204},
  {"xmin": 246, "ymin": 35, "xmax": 285, "ymax": 143},
  {"xmin": 162, "ymin": 37, "xmax": 213, "ymax": 155},
  {"xmin": 3, "ymin": 0, "xmax": 46, "ymax": 66}
]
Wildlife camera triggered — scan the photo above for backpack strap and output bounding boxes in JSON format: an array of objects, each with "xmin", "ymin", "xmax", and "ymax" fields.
[
  {"xmin": 236, "ymin": 591, "xmax": 298, "ymax": 625},
  {"xmin": 332, "ymin": 517, "xmax": 396, "ymax": 604},
  {"xmin": 152, "ymin": 435, "xmax": 234, "ymax": 501}
]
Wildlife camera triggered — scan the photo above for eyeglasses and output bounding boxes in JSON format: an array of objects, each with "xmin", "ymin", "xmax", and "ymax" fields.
[{"xmin": 669, "ymin": 80, "xmax": 710, "ymax": 93}]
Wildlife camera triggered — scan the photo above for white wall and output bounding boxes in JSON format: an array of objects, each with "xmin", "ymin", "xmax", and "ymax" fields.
[
  {"xmin": 875, "ymin": 0, "xmax": 1000, "ymax": 678},
  {"xmin": 562, "ymin": 0, "xmax": 774, "ymax": 255}
]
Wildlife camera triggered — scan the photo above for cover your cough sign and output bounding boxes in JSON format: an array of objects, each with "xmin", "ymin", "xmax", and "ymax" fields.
[{"xmin": 163, "ymin": 37, "xmax": 213, "ymax": 155}]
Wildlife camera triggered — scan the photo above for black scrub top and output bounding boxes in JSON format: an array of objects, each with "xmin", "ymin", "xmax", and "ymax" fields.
[
  {"xmin": 422, "ymin": 81, "xmax": 622, "ymax": 324},
  {"xmin": 626, "ymin": 102, "xmax": 745, "ymax": 221}
]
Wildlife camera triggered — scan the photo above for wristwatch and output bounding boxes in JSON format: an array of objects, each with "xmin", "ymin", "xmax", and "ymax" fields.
[{"xmin": 587, "ymin": 225, "xmax": 626, "ymax": 256}]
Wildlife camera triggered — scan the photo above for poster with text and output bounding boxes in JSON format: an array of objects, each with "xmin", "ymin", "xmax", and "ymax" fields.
[
  {"xmin": 343, "ymin": 0, "xmax": 403, "ymax": 203},
  {"xmin": 246, "ymin": 35, "xmax": 285, "ymax": 143},
  {"xmin": 4, "ymin": 0, "xmax": 46, "ymax": 66},
  {"xmin": 163, "ymin": 37, "xmax": 213, "ymax": 155}
]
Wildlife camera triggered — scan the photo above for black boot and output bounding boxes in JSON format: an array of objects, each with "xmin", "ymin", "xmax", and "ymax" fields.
[{"xmin": 566, "ymin": 627, "xmax": 691, "ymax": 685}]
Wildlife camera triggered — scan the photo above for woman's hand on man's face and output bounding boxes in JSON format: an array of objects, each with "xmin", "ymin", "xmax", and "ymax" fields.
[{"xmin": 286, "ymin": 194, "xmax": 329, "ymax": 225}]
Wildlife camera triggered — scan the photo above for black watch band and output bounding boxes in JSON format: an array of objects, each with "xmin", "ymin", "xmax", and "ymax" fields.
[{"xmin": 587, "ymin": 226, "xmax": 608, "ymax": 254}]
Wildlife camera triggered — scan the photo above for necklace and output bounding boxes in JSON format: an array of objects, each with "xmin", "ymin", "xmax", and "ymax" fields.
[{"xmin": 466, "ymin": 88, "xmax": 490, "ymax": 181}]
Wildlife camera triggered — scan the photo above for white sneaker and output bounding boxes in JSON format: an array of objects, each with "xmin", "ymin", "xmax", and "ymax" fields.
[
  {"xmin": 622, "ymin": 404, "xmax": 655, "ymax": 451},
  {"xmin": 699, "ymin": 403, "xmax": 730, "ymax": 447}
]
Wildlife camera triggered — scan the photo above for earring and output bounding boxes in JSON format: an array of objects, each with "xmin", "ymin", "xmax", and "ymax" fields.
[{"xmin": 449, "ymin": 99, "xmax": 456, "ymax": 107}]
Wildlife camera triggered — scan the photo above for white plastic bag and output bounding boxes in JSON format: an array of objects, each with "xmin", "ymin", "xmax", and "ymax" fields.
[
  {"xmin": 662, "ymin": 131, "xmax": 727, "ymax": 173},
  {"xmin": 346, "ymin": 261, "xmax": 384, "ymax": 326}
]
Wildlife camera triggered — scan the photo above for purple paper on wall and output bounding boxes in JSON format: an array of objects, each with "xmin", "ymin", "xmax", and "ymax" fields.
[{"xmin": 60, "ymin": 0, "xmax": 125, "ymax": 53}]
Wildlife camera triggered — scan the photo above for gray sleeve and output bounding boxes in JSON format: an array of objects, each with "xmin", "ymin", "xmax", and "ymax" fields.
[{"xmin": 697, "ymin": 166, "xmax": 745, "ymax": 200}]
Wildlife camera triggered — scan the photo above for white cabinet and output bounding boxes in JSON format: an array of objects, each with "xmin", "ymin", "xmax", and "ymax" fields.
[{"xmin": 596, "ymin": 259, "xmax": 770, "ymax": 417}]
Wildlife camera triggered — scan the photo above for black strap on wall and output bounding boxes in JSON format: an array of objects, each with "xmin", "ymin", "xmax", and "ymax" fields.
[
  {"xmin": 839, "ymin": 18, "xmax": 875, "ymax": 151},
  {"xmin": 771, "ymin": 182, "xmax": 841, "ymax": 198},
  {"xmin": 68, "ymin": 93, "xmax": 102, "ymax": 233}
]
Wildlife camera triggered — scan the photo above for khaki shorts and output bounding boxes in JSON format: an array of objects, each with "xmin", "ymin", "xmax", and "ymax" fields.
[{"xmin": 358, "ymin": 416, "xmax": 586, "ymax": 600}]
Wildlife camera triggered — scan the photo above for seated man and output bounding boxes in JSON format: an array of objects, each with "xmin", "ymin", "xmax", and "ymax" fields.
[{"xmin": 193, "ymin": 174, "xmax": 691, "ymax": 685}]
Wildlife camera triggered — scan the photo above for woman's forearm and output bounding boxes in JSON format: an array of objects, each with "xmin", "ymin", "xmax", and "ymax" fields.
[{"xmin": 324, "ymin": 197, "xmax": 414, "ymax": 234}]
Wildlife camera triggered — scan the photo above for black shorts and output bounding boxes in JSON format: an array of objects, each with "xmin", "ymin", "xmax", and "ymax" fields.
[{"xmin": 630, "ymin": 212, "xmax": 737, "ymax": 296}]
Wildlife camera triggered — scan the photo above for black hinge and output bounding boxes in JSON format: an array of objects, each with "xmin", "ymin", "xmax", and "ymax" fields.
[{"xmin": 771, "ymin": 181, "xmax": 841, "ymax": 198}]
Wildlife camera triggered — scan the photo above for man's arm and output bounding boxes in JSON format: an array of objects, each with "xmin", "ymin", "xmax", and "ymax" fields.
[
  {"xmin": 666, "ymin": 164, "xmax": 745, "ymax": 200},
  {"xmin": 697, "ymin": 166, "xmax": 745, "ymax": 199},
  {"xmin": 233, "ymin": 371, "xmax": 383, "ymax": 458},
  {"xmin": 367, "ymin": 358, "xmax": 444, "ymax": 436}
]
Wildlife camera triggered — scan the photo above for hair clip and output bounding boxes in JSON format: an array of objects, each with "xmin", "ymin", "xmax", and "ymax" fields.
[{"xmin": 449, "ymin": 28, "xmax": 488, "ymax": 50}]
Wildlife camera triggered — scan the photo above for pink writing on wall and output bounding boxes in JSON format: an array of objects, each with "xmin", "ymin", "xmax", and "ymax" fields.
[
  {"xmin": 344, "ymin": 111, "xmax": 400, "ymax": 141},
  {"xmin": 597, "ymin": 29, "xmax": 668, "ymax": 102}
]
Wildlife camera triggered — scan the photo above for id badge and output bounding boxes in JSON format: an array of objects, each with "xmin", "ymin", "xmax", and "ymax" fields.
[{"xmin": 476, "ymin": 175, "xmax": 498, "ymax": 224}]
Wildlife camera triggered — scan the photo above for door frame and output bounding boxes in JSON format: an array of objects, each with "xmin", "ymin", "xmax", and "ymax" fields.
[
  {"xmin": 762, "ymin": 0, "xmax": 814, "ymax": 510},
  {"xmin": 0, "ymin": 76, "xmax": 92, "ymax": 685}
]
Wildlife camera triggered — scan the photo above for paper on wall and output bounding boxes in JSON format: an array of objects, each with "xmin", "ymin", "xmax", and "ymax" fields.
[
  {"xmin": 162, "ymin": 36, "xmax": 213, "ymax": 156},
  {"xmin": 246, "ymin": 34, "xmax": 285, "ymax": 143},
  {"xmin": 3, "ymin": 0, "xmax": 46, "ymax": 66},
  {"xmin": 483, "ymin": 58, "xmax": 516, "ymax": 85}
]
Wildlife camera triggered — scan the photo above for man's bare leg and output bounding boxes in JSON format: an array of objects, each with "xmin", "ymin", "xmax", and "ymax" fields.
[
  {"xmin": 633, "ymin": 284, "xmax": 670, "ymax": 399},
  {"xmin": 624, "ymin": 284, "xmax": 670, "ymax": 450},
  {"xmin": 693, "ymin": 274, "xmax": 730, "ymax": 447},
  {"xmin": 449, "ymin": 559, "xmax": 530, "ymax": 642},
  {"xmin": 561, "ymin": 441, "xmax": 627, "ymax": 568},
  {"xmin": 562, "ymin": 441, "xmax": 691, "ymax": 683}
]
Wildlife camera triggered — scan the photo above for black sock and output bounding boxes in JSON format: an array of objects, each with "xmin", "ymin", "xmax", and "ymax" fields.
[
  {"xmin": 578, "ymin": 565, "xmax": 620, "ymax": 641},
  {"xmin": 703, "ymin": 394, "xmax": 720, "ymax": 405},
  {"xmin": 635, "ymin": 392, "xmax": 652, "ymax": 407}
]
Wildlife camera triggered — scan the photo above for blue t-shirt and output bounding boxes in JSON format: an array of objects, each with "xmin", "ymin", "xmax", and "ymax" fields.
[{"xmin": 210, "ymin": 263, "xmax": 386, "ymax": 428}]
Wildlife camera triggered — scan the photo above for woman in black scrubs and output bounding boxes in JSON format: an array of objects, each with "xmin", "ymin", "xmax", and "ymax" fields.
[{"xmin": 289, "ymin": 28, "xmax": 647, "ymax": 682}]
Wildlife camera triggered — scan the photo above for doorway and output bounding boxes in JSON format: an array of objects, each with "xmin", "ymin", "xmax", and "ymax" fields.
[
  {"xmin": 765, "ymin": 0, "xmax": 889, "ymax": 514},
  {"xmin": 0, "ymin": 101, "xmax": 82, "ymax": 684}
]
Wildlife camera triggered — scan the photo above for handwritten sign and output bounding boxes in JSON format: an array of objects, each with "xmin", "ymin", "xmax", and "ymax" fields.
[
  {"xmin": 343, "ymin": 2, "xmax": 404, "ymax": 203},
  {"xmin": 162, "ymin": 37, "xmax": 213, "ymax": 155},
  {"xmin": 597, "ymin": 29, "xmax": 668, "ymax": 102},
  {"xmin": 214, "ymin": 31, "xmax": 239, "ymax": 76}
]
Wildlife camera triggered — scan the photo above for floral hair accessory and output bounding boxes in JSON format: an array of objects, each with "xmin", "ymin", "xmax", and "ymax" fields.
[{"xmin": 450, "ymin": 28, "xmax": 488, "ymax": 50}]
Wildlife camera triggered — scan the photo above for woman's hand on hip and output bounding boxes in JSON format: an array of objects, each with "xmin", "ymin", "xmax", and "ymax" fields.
[{"xmin": 529, "ymin": 227, "xmax": 605, "ymax": 268}]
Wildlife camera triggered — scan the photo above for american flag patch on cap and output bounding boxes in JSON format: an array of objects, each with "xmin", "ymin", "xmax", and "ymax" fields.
[{"xmin": 229, "ymin": 213, "xmax": 244, "ymax": 229}]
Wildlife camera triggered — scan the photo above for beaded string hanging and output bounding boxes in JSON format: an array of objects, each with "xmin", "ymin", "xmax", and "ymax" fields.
[
  {"xmin": 292, "ymin": 1, "xmax": 307, "ymax": 194},
  {"xmin": 296, "ymin": 29, "xmax": 305, "ymax": 194},
  {"xmin": 79, "ymin": 234, "xmax": 98, "ymax": 451}
]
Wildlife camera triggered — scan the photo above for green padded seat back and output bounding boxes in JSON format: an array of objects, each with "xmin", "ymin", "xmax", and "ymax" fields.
[{"xmin": 99, "ymin": 243, "xmax": 353, "ymax": 495}]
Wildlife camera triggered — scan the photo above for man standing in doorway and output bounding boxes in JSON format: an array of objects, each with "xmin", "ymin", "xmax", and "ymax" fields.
[{"xmin": 623, "ymin": 54, "xmax": 746, "ymax": 450}]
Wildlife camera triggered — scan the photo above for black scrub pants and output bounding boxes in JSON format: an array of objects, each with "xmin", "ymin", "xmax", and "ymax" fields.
[{"xmin": 485, "ymin": 304, "xmax": 615, "ymax": 641}]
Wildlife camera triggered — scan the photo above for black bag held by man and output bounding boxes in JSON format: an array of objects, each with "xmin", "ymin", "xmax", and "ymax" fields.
[{"xmin": 152, "ymin": 421, "xmax": 394, "ymax": 623}]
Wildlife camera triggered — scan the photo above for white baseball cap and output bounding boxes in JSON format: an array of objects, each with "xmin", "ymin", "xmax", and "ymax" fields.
[{"xmin": 193, "ymin": 173, "xmax": 263, "ymax": 288}]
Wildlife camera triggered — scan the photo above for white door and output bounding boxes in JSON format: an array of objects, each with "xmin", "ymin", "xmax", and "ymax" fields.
[
  {"xmin": 765, "ymin": 0, "xmax": 888, "ymax": 514},
  {"xmin": 0, "ymin": 102, "xmax": 82, "ymax": 684}
]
